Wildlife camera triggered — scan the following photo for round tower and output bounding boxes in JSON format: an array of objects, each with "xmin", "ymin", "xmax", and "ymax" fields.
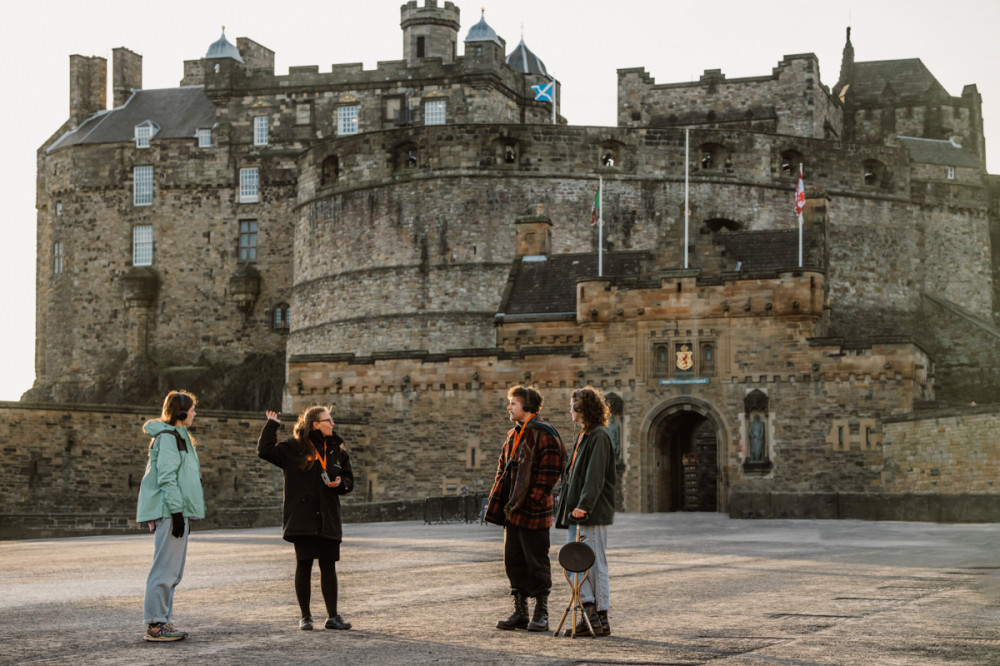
[{"xmin": 400, "ymin": 0, "xmax": 460, "ymax": 67}]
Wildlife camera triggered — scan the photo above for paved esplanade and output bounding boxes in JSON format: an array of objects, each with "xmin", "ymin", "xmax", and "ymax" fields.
[{"xmin": 1, "ymin": 514, "xmax": 998, "ymax": 665}]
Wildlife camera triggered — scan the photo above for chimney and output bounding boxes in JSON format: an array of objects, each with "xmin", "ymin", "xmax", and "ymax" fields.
[
  {"xmin": 514, "ymin": 204, "xmax": 552, "ymax": 257},
  {"xmin": 112, "ymin": 47, "xmax": 142, "ymax": 108},
  {"xmin": 69, "ymin": 55, "xmax": 107, "ymax": 127}
]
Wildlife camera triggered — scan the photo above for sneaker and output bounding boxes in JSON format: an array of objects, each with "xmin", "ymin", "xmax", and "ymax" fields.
[
  {"xmin": 144, "ymin": 622, "xmax": 187, "ymax": 642},
  {"xmin": 325, "ymin": 615, "xmax": 351, "ymax": 630},
  {"xmin": 300, "ymin": 616, "xmax": 314, "ymax": 631}
]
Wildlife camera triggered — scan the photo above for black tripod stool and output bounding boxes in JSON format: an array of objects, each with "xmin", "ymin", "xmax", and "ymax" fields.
[{"xmin": 552, "ymin": 535, "xmax": 596, "ymax": 638}]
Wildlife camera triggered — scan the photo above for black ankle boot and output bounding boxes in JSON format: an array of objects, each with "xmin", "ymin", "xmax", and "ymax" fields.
[
  {"xmin": 496, "ymin": 592, "xmax": 529, "ymax": 630},
  {"xmin": 526, "ymin": 594, "xmax": 549, "ymax": 632},
  {"xmin": 597, "ymin": 609, "xmax": 610, "ymax": 636},
  {"xmin": 564, "ymin": 602, "xmax": 599, "ymax": 637}
]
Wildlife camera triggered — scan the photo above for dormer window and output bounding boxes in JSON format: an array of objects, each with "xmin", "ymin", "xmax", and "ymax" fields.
[
  {"xmin": 134, "ymin": 121, "xmax": 158, "ymax": 149},
  {"xmin": 197, "ymin": 128, "xmax": 212, "ymax": 148}
]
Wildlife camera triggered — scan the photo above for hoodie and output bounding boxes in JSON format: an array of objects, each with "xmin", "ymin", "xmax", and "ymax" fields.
[{"xmin": 136, "ymin": 420, "xmax": 206, "ymax": 523}]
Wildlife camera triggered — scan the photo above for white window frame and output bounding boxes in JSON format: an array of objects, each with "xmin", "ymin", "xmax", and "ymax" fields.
[
  {"xmin": 239, "ymin": 220, "xmax": 258, "ymax": 262},
  {"xmin": 946, "ymin": 166, "xmax": 956, "ymax": 180},
  {"xmin": 337, "ymin": 105, "xmax": 358, "ymax": 135},
  {"xmin": 424, "ymin": 99, "xmax": 447, "ymax": 126},
  {"xmin": 135, "ymin": 124, "xmax": 152, "ymax": 149},
  {"xmin": 53, "ymin": 241, "xmax": 64, "ymax": 275},
  {"xmin": 197, "ymin": 128, "xmax": 212, "ymax": 148},
  {"xmin": 253, "ymin": 116, "xmax": 269, "ymax": 146},
  {"xmin": 133, "ymin": 166, "xmax": 153, "ymax": 206},
  {"xmin": 239, "ymin": 168, "xmax": 260, "ymax": 204},
  {"xmin": 133, "ymin": 225, "xmax": 153, "ymax": 266}
]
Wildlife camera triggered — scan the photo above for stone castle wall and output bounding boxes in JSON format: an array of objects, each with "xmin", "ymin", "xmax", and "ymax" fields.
[{"xmin": 294, "ymin": 124, "xmax": 993, "ymax": 360}]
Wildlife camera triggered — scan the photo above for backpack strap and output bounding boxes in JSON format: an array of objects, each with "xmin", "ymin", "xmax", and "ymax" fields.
[{"xmin": 151, "ymin": 430, "xmax": 187, "ymax": 452}]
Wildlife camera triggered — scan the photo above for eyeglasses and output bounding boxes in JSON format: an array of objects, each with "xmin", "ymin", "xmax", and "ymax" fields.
[{"xmin": 316, "ymin": 418, "xmax": 333, "ymax": 423}]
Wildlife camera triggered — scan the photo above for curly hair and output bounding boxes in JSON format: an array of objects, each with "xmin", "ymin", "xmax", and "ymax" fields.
[
  {"xmin": 507, "ymin": 385, "xmax": 544, "ymax": 413},
  {"xmin": 160, "ymin": 390, "xmax": 197, "ymax": 426},
  {"xmin": 571, "ymin": 385, "xmax": 610, "ymax": 430}
]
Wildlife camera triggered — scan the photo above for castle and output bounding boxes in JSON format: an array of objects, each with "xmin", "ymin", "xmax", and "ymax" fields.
[{"xmin": 22, "ymin": 2, "xmax": 1000, "ymax": 526}]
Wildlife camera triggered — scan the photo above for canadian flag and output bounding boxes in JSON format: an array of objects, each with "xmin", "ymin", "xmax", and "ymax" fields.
[{"xmin": 794, "ymin": 171, "xmax": 806, "ymax": 216}]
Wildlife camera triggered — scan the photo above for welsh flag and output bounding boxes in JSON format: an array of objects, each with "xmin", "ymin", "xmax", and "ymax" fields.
[
  {"xmin": 590, "ymin": 187, "xmax": 600, "ymax": 225},
  {"xmin": 794, "ymin": 171, "xmax": 805, "ymax": 216}
]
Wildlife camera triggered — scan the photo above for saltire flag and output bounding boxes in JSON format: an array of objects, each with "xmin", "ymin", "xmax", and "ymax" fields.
[
  {"xmin": 532, "ymin": 82, "xmax": 554, "ymax": 102},
  {"xmin": 794, "ymin": 171, "xmax": 805, "ymax": 216},
  {"xmin": 590, "ymin": 187, "xmax": 600, "ymax": 225}
]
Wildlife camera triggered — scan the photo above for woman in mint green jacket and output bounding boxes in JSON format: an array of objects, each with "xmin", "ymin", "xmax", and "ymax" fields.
[{"xmin": 136, "ymin": 390, "xmax": 205, "ymax": 642}]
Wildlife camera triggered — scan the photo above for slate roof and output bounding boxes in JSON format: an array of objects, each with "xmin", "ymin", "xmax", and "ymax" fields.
[
  {"xmin": 48, "ymin": 87, "xmax": 217, "ymax": 151},
  {"xmin": 897, "ymin": 136, "xmax": 981, "ymax": 167},
  {"xmin": 849, "ymin": 59, "xmax": 945, "ymax": 104},
  {"xmin": 499, "ymin": 251, "xmax": 648, "ymax": 317},
  {"xmin": 506, "ymin": 39, "xmax": 547, "ymax": 76},
  {"xmin": 465, "ymin": 11, "xmax": 503, "ymax": 46}
]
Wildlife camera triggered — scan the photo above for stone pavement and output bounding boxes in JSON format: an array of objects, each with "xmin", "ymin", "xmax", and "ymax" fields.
[{"xmin": 1, "ymin": 513, "xmax": 999, "ymax": 665}]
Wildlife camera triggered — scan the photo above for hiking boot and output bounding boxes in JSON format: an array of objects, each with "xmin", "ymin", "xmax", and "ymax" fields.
[
  {"xmin": 597, "ymin": 609, "xmax": 610, "ymax": 636},
  {"xmin": 325, "ymin": 615, "xmax": 351, "ymax": 630},
  {"xmin": 144, "ymin": 622, "xmax": 187, "ymax": 642},
  {"xmin": 496, "ymin": 592, "xmax": 529, "ymax": 630},
  {"xmin": 563, "ymin": 602, "xmax": 599, "ymax": 637}
]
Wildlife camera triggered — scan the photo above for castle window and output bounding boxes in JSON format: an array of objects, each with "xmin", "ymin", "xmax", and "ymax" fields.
[
  {"xmin": 599, "ymin": 141, "xmax": 623, "ymax": 169},
  {"xmin": 416, "ymin": 36, "xmax": 425, "ymax": 59},
  {"xmin": 337, "ymin": 105, "xmax": 358, "ymax": 135},
  {"xmin": 700, "ymin": 342, "xmax": 716, "ymax": 376},
  {"xmin": 698, "ymin": 142, "xmax": 724, "ymax": 170},
  {"xmin": 425, "ymin": 99, "xmax": 447, "ymax": 126},
  {"xmin": 862, "ymin": 159, "xmax": 886, "ymax": 188},
  {"xmin": 239, "ymin": 220, "xmax": 258, "ymax": 262},
  {"xmin": 653, "ymin": 344, "xmax": 669, "ymax": 377},
  {"xmin": 132, "ymin": 225, "xmax": 153, "ymax": 266},
  {"xmin": 239, "ymin": 168, "xmax": 259, "ymax": 203},
  {"xmin": 946, "ymin": 166, "xmax": 955, "ymax": 180},
  {"xmin": 295, "ymin": 102, "xmax": 312, "ymax": 126},
  {"xmin": 321, "ymin": 155, "xmax": 339, "ymax": 185},
  {"xmin": 135, "ymin": 124, "xmax": 152, "ymax": 149},
  {"xmin": 53, "ymin": 241, "xmax": 64, "ymax": 275},
  {"xmin": 385, "ymin": 97, "xmax": 410, "ymax": 127},
  {"xmin": 253, "ymin": 116, "xmax": 269, "ymax": 146},
  {"xmin": 197, "ymin": 128, "xmax": 212, "ymax": 148},
  {"xmin": 133, "ymin": 166, "xmax": 153, "ymax": 206},
  {"xmin": 273, "ymin": 303, "xmax": 290, "ymax": 331},
  {"xmin": 780, "ymin": 149, "xmax": 804, "ymax": 177}
]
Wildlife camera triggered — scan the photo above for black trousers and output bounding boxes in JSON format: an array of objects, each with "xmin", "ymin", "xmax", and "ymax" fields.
[{"xmin": 503, "ymin": 525, "xmax": 552, "ymax": 597}]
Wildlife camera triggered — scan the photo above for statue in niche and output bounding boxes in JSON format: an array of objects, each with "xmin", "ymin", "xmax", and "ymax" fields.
[{"xmin": 749, "ymin": 414, "xmax": 766, "ymax": 461}]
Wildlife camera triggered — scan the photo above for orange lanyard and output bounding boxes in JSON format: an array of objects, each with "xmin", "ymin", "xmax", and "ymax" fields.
[
  {"xmin": 507, "ymin": 413, "xmax": 535, "ymax": 463},
  {"xmin": 569, "ymin": 430, "xmax": 585, "ymax": 473},
  {"xmin": 310, "ymin": 439, "xmax": 328, "ymax": 470}
]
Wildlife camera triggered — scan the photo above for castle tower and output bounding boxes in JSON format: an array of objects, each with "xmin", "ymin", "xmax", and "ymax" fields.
[
  {"xmin": 400, "ymin": 0, "xmax": 460, "ymax": 67},
  {"xmin": 112, "ymin": 47, "xmax": 142, "ymax": 108},
  {"xmin": 463, "ymin": 8, "xmax": 505, "ymax": 62}
]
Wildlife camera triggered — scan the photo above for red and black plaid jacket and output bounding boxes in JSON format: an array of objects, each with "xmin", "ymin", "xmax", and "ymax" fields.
[{"xmin": 485, "ymin": 418, "xmax": 566, "ymax": 529}]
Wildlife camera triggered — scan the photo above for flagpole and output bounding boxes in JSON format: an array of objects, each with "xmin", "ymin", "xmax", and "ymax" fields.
[
  {"xmin": 598, "ymin": 176, "xmax": 603, "ymax": 277},
  {"xmin": 551, "ymin": 75, "xmax": 556, "ymax": 126},
  {"xmin": 798, "ymin": 163, "xmax": 803, "ymax": 267},
  {"xmin": 684, "ymin": 129, "xmax": 690, "ymax": 270}
]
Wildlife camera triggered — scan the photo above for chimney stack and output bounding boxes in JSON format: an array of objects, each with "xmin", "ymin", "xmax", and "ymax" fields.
[
  {"xmin": 68, "ymin": 55, "xmax": 107, "ymax": 128},
  {"xmin": 112, "ymin": 47, "xmax": 142, "ymax": 108}
]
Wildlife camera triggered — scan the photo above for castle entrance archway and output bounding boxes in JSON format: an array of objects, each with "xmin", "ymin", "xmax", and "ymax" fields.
[{"xmin": 643, "ymin": 398, "xmax": 727, "ymax": 512}]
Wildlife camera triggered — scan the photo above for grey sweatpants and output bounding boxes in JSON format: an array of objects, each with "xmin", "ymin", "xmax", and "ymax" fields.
[{"xmin": 143, "ymin": 516, "xmax": 189, "ymax": 624}]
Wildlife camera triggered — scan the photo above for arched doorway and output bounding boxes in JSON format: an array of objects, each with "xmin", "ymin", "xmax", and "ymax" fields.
[{"xmin": 644, "ymin": 399, "xmax": 727, "ymax": 512}]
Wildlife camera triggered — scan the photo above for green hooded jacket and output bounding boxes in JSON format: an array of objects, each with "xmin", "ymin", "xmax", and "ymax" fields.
[
  {"xmin": 555, "ymin": 425, "xmax": 616, "ymax": 527},
  {"xmin": 136, "ymin": 420, "xmax": 206, "ymax": 522}
]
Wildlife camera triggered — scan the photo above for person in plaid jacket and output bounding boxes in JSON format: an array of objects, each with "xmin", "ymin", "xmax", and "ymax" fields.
[{"xmin": 485, "ymin": 385, "xmax": 566, "ymax": 633}]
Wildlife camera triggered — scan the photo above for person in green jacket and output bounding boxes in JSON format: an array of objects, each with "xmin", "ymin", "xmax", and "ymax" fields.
[
  {"xmin": 136, "ymin": 390, "xmax": 205, "ymax": 642},
  {"xmin": 555, "ymin": 385, "xmax": 616, "ymax": 636}
]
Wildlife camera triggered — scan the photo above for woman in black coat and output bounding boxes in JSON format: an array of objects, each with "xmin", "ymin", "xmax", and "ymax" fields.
[{"xmin": 257, "ymin": 406, "xmax": 354, "ymax": 630}]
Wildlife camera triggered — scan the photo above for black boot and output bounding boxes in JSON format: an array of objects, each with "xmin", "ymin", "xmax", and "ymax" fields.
[
  {"xmin": 564, "ymin": 602, "xmax": 599, "ymax": 637},
  {"xmin": 597, "ymin": 609, "xmax": 610, "ymax": 636},
  {"xmin": 496, "ymin": 592, "xmax": 529, "ymax": 630},
  {"xmin": 526, "ymin": 594, "xmax": 549, "ymax": 632}
]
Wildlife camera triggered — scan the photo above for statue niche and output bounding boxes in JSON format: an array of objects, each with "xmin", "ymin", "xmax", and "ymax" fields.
[{"xmin": 743, "ymin": 389, "xmax": 772, "ymax": 473}]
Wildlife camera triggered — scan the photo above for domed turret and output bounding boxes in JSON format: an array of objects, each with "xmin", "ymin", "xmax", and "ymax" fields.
[
  {"xmin": 506, "ymin": 38, "xmax": 547, "ymax": 76},
  {"xmin": 465, "ymin": 10, "xmax": 503, "ymax": 47},
  {"xmin": 205, "ymin": 27, "xmax": 243, "ymax": 63}
]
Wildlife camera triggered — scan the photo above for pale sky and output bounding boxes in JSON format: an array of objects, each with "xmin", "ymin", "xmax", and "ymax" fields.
[{"xmin": 1, "ymin": 0, "xmax": 997, "ymax": 401}]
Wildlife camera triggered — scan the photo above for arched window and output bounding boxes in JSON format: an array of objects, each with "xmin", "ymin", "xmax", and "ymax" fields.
[
  {"xmin": 396, "ymin": 142, "xmax": 419, "ymax": 170},
  {"xmin": 599, "ymin": 141, "xmax": 623, "ymax": 169},
  {"xmin": 862, "ymin": 158, "xmax": 887, "ymax": 188},
  {"xmin": 273, "ymin": 303, "xmax": 290, "ymax": 331}
]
